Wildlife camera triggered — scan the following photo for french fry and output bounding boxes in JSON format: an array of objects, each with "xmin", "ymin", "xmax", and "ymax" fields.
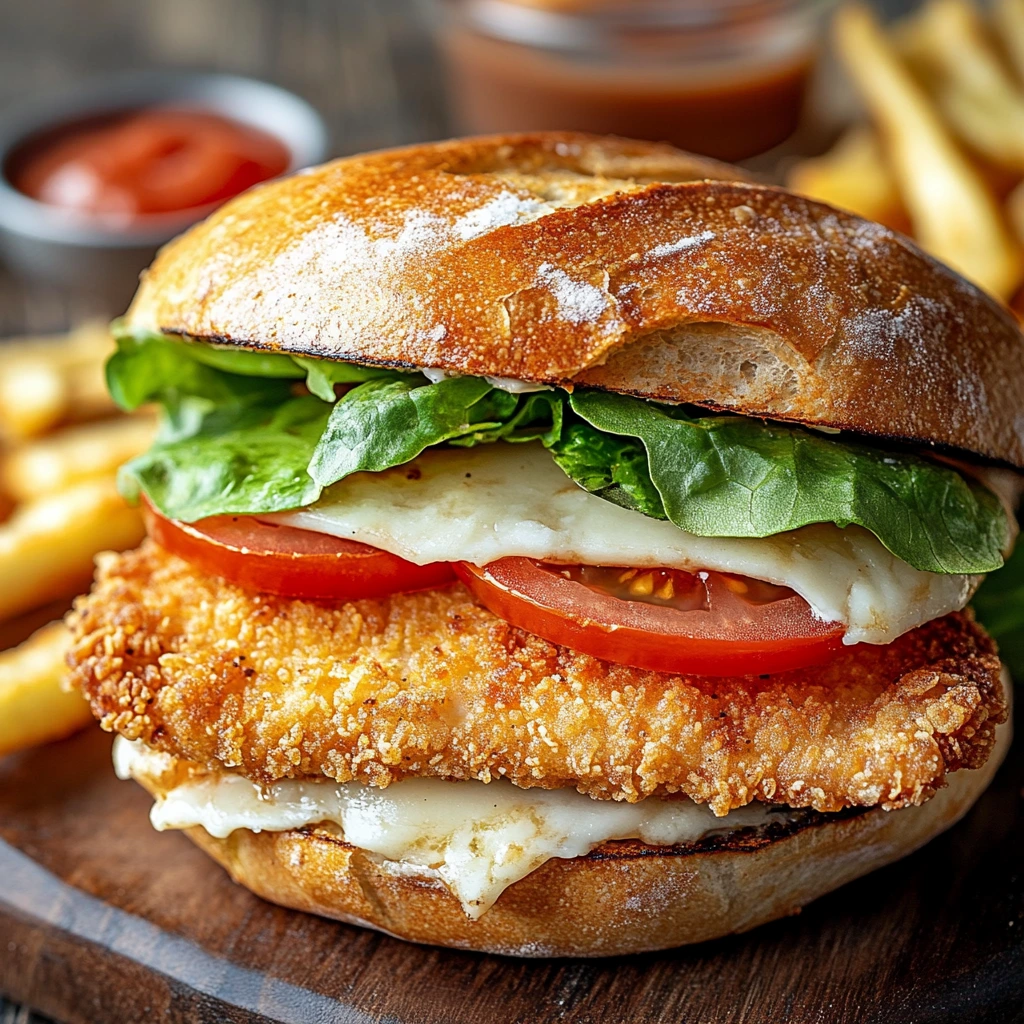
[
  {"xmin": 2, "ymin": 413, "xmax": 157, "ymax": 502},
  {"xmin": 0, "ymin": 360, "xmax": 68, "ymax": 439},
  {"xmin": 0, "ymin": 621, "xmax": 91, "ymax": 757},
  {"xmin": 0, "ymin": 320, "xmax": 111, "ymax": 364},
  {"xmin": 993, "ymin": 0, "xmax": 1024, "ymax": 85},
  {"xmin": 68, "ymin": 351, "xmax": 119, "ymax": 423},
  {"xmin": 834, "ymin": 4, "xmax": 1024, "ymax": 300},
  {"xmin": 0, "ymin": 321, "xmax": 115, "ymax": 440},
  {"xmin": 0, "ymin": 476, "xmax": 15, "ymax": 524},
  {"xmin": 1007, "ymin": 178, "xmax": 1024, "ymax": 247},
  {"xmin": 898, "ymin": 0, "xmax": 1024, "ymax": 171},
  {"xmin": 0, "ymin": 323, "xmax": 146, "ymax": 756},
  {"xmin": 0, "ymin": 477, "xmax": 144, "ymax": 622},
  {"xmin": 787, "ymin": 126, "xmax": 907, "ymax": 230}
]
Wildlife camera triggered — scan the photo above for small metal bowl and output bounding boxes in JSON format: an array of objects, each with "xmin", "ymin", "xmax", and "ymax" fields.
[{"xmin": 0, "ymin": 71, "xmax": 329, "ymax": 309}]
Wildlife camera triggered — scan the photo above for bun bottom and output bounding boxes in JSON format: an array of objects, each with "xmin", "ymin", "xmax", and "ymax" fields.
[{"xmin": 147, "ymin": 710, "xmax": 1009, "ymax": 958}]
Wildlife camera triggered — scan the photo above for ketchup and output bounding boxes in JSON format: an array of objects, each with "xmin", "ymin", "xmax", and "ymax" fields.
[{"xmin": 10, "ymin": 109, "xmax": 290, "ymax": 221}]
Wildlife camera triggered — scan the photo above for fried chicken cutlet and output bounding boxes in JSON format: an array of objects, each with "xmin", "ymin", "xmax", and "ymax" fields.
[{"xmin": 70, "ymin": 543, "xmax": 1007, "ymax": 815}]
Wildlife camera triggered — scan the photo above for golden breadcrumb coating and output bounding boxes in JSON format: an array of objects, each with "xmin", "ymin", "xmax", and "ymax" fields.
[{"xmin": 68, "ymin": 542, "xmax": 1007, "ymax": 815}]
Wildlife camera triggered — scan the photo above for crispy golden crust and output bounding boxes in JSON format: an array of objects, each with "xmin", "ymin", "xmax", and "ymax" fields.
[
  {"xmin": 124, "ymin": 132, "xmax": 1024, "ymax": 466},
  {"xmin": 68, "ymin": 543, "xmax": 1007, "ymax": 815}
]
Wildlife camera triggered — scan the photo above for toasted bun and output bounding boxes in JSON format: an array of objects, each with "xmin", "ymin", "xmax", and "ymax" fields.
[
  {"xmin": 124, "ymin": 131, "xmax": 1024, "ymax": 467},
  {"xmin": 133, "ymin": 713, "xmax": 1009, "ymax": 958}
]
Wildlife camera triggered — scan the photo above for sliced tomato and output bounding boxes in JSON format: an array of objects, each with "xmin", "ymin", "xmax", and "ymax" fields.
[
  {"xmin": 454, "ymin": 559, "xmax": 846, "ymax": 676},
  {"xmin": 142, "ymin": 499, "xmax": 455, "ymax": 600}
]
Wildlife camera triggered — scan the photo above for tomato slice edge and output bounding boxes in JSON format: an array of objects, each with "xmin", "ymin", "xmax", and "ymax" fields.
[
  {"xmin": 455, "ymin": 558, "xmax": 846, "ymax": 677},
  {"xmin": 142, "ymin": 499, "xmax": 456, "ymax": 600},
  {"xmin": 142, "ymin": 500, "xmax": 846, "ymax": 674}
]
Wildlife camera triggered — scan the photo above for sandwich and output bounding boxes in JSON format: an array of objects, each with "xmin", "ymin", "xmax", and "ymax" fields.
[{"xmin": 67, "ymin": 132, "xmax": 1021, "ymax": 957}]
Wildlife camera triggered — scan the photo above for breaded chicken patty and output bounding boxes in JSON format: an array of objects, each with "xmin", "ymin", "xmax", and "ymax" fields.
[{"xmin": 68, "ymin": 542, "xmax": 1007, "ymax": 816}]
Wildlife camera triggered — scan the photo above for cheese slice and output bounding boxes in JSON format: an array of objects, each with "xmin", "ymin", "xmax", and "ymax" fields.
[
  {"xmin": 115, "ymin": 685, "xmax": 1014, "ymax": 919},
  {"xmin": 114, "ymin": 737, "xmax": 779, "ymax": 919},
  {"xmin": 274, "ymin": 442, "xmax": 978, "ymax": 646}
]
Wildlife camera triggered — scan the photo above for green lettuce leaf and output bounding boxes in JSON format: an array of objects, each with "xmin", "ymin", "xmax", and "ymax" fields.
[
  {"xmin": 106, "ymin": 330, "xmax": 295, "ymax": 415},
  {"xmin": 108, "ymin": 327, "xmax": 410, "ymax": 407},
  {"xmin": 568, "ymin": 390, "xmax": 1008, "ymax": 575},
  {"xmin": 311, "ymin": 377, "xmax": 522, "ymax": 486},
  {"xmin": 291, "ymin": 356, "xmax": 414, "ymax": 402},
  {"xmin": 107, "ymin": 329, "xmax": 1011, "ymax": 577},
  {"xmin": 120, "ymin": 396, "xmax": 329, "ymax": 522},
  {"xmin": 972, "ymin": 540, "xmax": 1024, "ymax": 678},
  {"xmin": 450, "ymin": 391, "xmax": 564, "ymax": 447},
  {"xmin": 177, "ymin": 342, "xmax": 307, "ymax": 379},
  {"xmin": 546, "ymin": 422, "xmax": 664, "ymax": 517}
]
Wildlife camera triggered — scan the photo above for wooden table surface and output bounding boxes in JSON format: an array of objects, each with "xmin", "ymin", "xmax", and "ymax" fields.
[{"xmin": 3, "ymin": 2, "xmax": 1005, "ymax": 1023}]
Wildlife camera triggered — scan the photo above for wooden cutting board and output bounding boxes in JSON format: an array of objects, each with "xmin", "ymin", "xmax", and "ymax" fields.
[{"xmin": 1, "ymin": 712, "xmax": 1023, "ymax": 1024}]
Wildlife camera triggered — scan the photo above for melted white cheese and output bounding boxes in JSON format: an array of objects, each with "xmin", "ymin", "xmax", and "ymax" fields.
[
  {"xmin": 114, "ymin": 738, "xmax": 777, "ymax": 919},
  {"xmin": 273, "ymin": 442, "xmax": 978, "ymax": 646}
]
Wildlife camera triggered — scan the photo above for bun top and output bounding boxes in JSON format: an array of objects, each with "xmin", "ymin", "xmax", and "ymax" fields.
[{"xmin": 124, "ymin": 131, "xmax": 1024, "ymax": 468}]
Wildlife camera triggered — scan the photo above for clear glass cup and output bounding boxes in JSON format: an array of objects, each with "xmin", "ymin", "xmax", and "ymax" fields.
[{"xmin": 427, "ymin": 0, "xmax": 836, "ymax": 161}]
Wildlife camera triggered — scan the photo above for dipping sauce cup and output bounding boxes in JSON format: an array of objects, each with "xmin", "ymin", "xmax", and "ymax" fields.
[
  {"xmin": 10, "ymin": 109, "xmax": 292, "ymax": 224},
  {"xmin": 0, "ymin": 72, "xmax": 327, "ymax": 306},
  {"xmin": 430, "ymin": 0, "xmax": 835, "ymax": 161}
]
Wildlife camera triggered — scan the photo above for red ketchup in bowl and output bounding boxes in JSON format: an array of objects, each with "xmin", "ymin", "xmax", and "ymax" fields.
[{"xmin": 9, "ymin": 108, "xmax": 290, "ymax": 223}]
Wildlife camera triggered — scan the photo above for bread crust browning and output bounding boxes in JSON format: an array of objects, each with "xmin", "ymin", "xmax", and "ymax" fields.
[
  {"xmin": 124, "ymin": 132, "xmax": 1024, "ymax": 466},
  {"xmin": 67, "ymin": 543, "xmax": 1007, "ymax": 815}
]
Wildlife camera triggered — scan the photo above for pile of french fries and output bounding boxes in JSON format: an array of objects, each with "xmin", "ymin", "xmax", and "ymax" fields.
[
  {"xmin": 790, "ymin": 0, "xmax": 1024, "ymax": 307},
  {"xmin": 0, "ymin": 323, "xmax": 154, "ymax": 756}
]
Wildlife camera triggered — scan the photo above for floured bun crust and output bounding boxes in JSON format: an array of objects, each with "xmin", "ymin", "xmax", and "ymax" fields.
[
  {"xmin": 131, "ymin": 711, "xmax": 1010, "ymax": 957},
  {"xmin": 124, "ymin": 131, "xmax": 1024, "ymax": 467}
]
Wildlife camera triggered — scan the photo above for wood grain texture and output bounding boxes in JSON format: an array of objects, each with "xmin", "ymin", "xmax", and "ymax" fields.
[{"xmin": 1, "ymin": 711, "xmax": 1023, "ymax": 1024}]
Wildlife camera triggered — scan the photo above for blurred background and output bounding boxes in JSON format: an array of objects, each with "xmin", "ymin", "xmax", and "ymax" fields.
[
  {"xmin": 0, "ymin": 0, "xmax": 938, "ymax": 337},
  {"xmin": 0, "ymin": 0, "xmax": 449, "ymax": 334},
  {"xmin": 3, "ymin": 1, "xmax": 1024, "ymax": 1020}
]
